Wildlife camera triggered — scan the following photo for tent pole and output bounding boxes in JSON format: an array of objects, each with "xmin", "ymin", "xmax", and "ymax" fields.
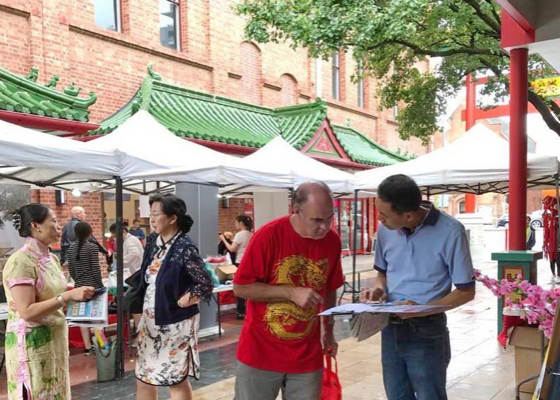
[
  {"xmin": 115, "ymin": 177, "xmax": 125, "ymax": 379},
  {"xmin": 556, "ymin": 174, "xmax": 559, "ymax": 208},
  {"xmin": 556, "ymin": 175, "xmax": 559, "ymax": 245},
  {"xmin": 352, "ymin": 189, "xmax": 359, "ymax": 303}
]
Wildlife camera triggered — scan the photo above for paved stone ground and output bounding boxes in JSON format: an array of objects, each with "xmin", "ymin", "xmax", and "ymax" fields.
[
  {"xmin": 70, "ymin": 322, "xmax": 353, "ymax": 400},
  {"xmin": 71, "ymin": 341, "xmax": 239, "ymax": 400}
]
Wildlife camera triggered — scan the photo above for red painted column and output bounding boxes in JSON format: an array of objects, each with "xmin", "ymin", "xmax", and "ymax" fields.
[
  {"xmin": 464, "ymin": 74, "xmax": 477, "ymax": 213},
  {"xmin": 509, "ymin": 48, "xmax": 529, "ymax": 250}
]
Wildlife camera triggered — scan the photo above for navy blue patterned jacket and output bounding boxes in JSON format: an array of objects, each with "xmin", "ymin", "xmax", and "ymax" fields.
[{"xmin": 140, "ymin": 232, "xmax": 214, "ymax": 325}]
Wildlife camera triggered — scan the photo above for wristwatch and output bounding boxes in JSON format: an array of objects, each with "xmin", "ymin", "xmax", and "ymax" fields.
[{"xmin": 56, "ymin": 295, "xmax": 67, "ymax": 307}]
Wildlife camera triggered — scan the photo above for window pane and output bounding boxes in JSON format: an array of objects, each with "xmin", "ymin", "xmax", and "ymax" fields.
[
  {"xmin": 160, "ymin": 0, "xmax": 179, "ymax": 50},
  {"xmin": 94, "ymin": 0, "xmax": 118, "ymax": 31},
  {"xmin": 332, "ymin": 71, "xmax": 339, "ymax": 100},
  {"xmin": 358, "ymin": 79, "xmax": 364, "ymax": 108},
  {"xmin": 332, "ymin": 52, "xmax": 339, "ymax": 67},
  {"xmin": 332, "ymin": 52, "xmax": 340, "ymax": 100}
]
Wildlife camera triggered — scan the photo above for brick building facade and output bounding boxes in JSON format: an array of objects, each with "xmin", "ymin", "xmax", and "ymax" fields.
[
  {"xmin": 0, "ymin": 0, "xmax": 429, "ymax": 157},
  {"xmin": 0, "ymin": 0, "xmax": 436, "ymax": 255}
]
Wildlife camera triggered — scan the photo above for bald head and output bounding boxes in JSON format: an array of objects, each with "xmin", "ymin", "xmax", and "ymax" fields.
[
  {"xmin": 291, "ymin": 181, "xmax": 334, "ymax": 239},
  {"xmin": 293, "ymin": 181, "xmax": 333, "ymax": 211},
  {"xmin": 71, "ymin": 206, "xmax": 86, "ymax": 221}
]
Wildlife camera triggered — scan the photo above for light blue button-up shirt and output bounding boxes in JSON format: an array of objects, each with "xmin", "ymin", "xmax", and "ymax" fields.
[{"xmin": 374, "ymin": 203, "xmax": 475, "ymax": 304}]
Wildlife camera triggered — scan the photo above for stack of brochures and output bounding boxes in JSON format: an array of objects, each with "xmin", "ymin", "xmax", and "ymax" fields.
[
  {"xmin": 66, "ymin": 288, "xmax": 108, "ymax": 327},
  {"xmin": 320, "ymin": 302, "xmax": 449, "ymax": 342},
  {"xmin": 349, "ymin": 312, "xmax": 389, "ymax": 341}
]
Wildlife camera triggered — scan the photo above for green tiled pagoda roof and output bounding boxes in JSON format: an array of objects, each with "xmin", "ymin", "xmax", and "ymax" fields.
[
  {"xmin": 333, "ymin": 125, "xmax": 407, "ymax": 166},
  {"xmin": 276, "ymin": 101, "xmax": 327, "ymax": 149},
  {"xmin": 89, "ymin": 66, "xmax": 405, "ymax": 167},
  {"xmin": 90, "ymin": 72, "xmax": 325, "ymax": 148},
  {"xmin": 0, "ymin": 67, "xmax": 96, "ymax": 122}
]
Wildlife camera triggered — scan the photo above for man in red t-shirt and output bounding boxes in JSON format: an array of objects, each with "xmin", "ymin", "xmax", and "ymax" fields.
[{"xmin": 233, "ymin": 181, "xmax": 344, "ymax": 400}]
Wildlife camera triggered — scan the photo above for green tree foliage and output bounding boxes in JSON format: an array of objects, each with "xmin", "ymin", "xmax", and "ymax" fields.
[
  {"xmin": 0, "ymin": 185, "xmax": 30, "ymax": 228},
  {"xmin": 237, "ymin": 0, "xmax": 560, "ymax": 144}
]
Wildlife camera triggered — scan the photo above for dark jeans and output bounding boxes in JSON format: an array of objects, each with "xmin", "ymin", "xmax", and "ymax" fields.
[
  {"xmin": 550, "ymin": 257, "xmax": 560, "ymax": 276},
  {"xmin": 233, "ymin": 263, "xmax": 246, "ymax": 315},
  {"xmin": 381, "ymin": 313, "xmax": 451, "ymax": 400}
]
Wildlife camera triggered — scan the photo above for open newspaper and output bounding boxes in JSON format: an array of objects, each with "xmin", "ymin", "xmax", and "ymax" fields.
[
  {"xmin": 320, "ymin": 302, "xmax": 449, "ymax": 342},
  {"xmin": 66, "ymin": 289, "xmax": 108, "ymax": 327}
]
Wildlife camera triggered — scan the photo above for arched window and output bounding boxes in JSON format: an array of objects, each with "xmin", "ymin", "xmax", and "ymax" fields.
[
  {"xmin": 280, "ymin": 74, "xmax": 298, "ymax": 106},
  {"xmin": 240, "ymin": 42, "xmax": 262, "ymax": 105}
]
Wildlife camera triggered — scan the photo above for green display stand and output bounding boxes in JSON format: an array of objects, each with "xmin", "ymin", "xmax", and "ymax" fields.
[{"xmin": 491, "ymin": 250, "xmax": 542, "ymax": 333}]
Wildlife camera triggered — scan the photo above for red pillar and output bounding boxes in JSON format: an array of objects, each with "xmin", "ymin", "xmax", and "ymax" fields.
[
  {"xmin": 464, "ymin": 74, "xmax": 477, "ymax": 213},
  {"xmin": 509, "ymin": 48, "xmax": 529, "ymax": 250}
]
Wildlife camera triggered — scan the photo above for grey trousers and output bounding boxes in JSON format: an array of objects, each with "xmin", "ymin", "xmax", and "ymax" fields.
[{"xmin": 234, "ymin": 362, "xmax": 323, "ymax": 400}]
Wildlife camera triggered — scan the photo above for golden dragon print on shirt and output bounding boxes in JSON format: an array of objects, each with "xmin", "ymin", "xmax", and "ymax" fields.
[{"xmin": 264, "ymin": 255, "xmax": 329, "ymax": 340}]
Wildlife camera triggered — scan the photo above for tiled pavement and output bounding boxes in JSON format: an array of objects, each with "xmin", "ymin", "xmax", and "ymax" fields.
[
  {"xmin": 70, "ymin": 341, "xmax": 240, "ymax": 400},
  {"xmin": 2, "ymin": 255, "xmax": 555, "ymax": 399}
]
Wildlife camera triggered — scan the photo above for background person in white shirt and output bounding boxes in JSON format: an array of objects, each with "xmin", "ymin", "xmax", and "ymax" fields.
[
  {"xmin": 219, "ymin": 215, "xmax": 253, "ymax": 319},
  {"xmin": 110, "ymin": 223, "xmax": 145, "ymax": 333},
  {"xmin": 110, "ymin": 223, "xmax": 144, "ymax": 275}
]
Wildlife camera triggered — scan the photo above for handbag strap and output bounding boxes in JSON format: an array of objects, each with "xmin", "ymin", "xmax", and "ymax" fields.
[{"xmin": 325, "ymin": 355, "xmax": 338, "ymax": 374}]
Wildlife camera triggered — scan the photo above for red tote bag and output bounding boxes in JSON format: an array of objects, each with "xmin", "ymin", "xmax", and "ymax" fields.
[{"xmin": 321, "ymin": 356, "xmax": 342, "ymax": 400}]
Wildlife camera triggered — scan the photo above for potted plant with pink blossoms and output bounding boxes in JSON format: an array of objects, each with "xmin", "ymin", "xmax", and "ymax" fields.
[{"xmin": 474, "ymin": 269, "xmax": 560, "ymax": 339}]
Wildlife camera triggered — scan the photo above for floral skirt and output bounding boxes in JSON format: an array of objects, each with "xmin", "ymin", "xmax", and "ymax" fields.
[{"xmin": 135, "ymin": 282, "xmax": 200, "ymax": 386}]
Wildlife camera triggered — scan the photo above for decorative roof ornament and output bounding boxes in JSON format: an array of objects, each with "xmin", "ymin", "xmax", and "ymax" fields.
[
  {"xmin": 147, "ymin": 64, "xmax": 162, "ymax": 81},
  {"xmin": 25, "ymin": 67, "xmax": 38, "ymax": 82},
  {"xmin": 64, "ymin": 82, "xmax": 81, "ymax": 97},
  {"xmin": 0, "ymin": 66, "xmax": 96, "ymax": 122},
  {"xmin": 46, "ymin": 75, "xmax": 59, "ymax": 88}
]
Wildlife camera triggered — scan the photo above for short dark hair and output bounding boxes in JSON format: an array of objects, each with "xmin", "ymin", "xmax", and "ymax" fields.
[
  {"xmin": 149, "ymin": 194, "xmax": 194, "ymax": 233},
  {"xmin": 236, "ymin": 215, "xmax": 253, "ymax": 231},
  {"xmin": 377, "ymin": 174, "xmax": 422, "ymax": 214},
  {"xmin": 109, "ymin": 223, "xmax": 128, "ymax": 234},
  {"xmin": 133, "ymin": 219, "xmax": 140, "ymax": 224},
  {"xmin": 12, "ymin": 203, "xmax": 51, "ymax": 238}
]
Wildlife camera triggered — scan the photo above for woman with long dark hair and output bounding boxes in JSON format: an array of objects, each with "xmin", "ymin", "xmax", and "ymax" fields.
[
  {"xmin": 219, "ymin": 215, "xmax": 253, "ymax": 318},
  {"xmin": 67, "ymin": 221, "xmax": 104, "ymax": 355},
  {"xmin": 3, "ymin": 204, "xmax": 94, "ymax": 400},
  {"xmin": 135, "ymin": 194, "xmax": 214, "ymax": 400}
]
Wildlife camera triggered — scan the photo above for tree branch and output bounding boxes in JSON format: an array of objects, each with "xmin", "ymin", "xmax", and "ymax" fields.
[
  {"xmin": 462, "ymin": 0, "xmax": 501, "ymax": 34},
  {"xmin": 548, "ymin": 98, "xmax": 560, "ymax": 119},
  {"xmin": 479, "ymin": 58, "xmax": 504, "ymax": 79},
  {"xmin": 528, "ymin": 90, "xmax": 560, "ymax": 136},
  {"xmin": 366, "ymin": 39, "xmax": 497, "ymax": 57},
  {"xmin": 477, "ymin": 57, "xmax": 560, "ymax": 136},
  {"xmin": 482, "ymin": 0, "xmax": 502, "ymax": 25}
]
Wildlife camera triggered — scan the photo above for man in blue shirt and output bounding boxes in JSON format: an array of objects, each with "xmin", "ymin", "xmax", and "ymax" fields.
[{"xmin": 362, "ymin": 174, "xmax": 475, "ymax": 400}]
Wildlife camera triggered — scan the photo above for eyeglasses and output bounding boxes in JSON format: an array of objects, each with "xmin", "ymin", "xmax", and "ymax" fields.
[{"xmin": 149, "ymin": 213, "xmax": 162, "ymax": 218}]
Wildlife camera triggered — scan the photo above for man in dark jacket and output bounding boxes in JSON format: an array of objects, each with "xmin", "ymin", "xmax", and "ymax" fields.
[
  {"xmin": 526, "ymin": 215, "xmax": 536, "ymax": 250},
  {"xmin": 61, "ymin": 206, "xmax": 108, "ymax": 264}
]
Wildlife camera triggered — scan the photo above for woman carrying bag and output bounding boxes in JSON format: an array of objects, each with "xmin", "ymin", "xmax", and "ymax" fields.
[{"xmin": 132, "ymin": 194, "xmax": 214, "ymax": 400}]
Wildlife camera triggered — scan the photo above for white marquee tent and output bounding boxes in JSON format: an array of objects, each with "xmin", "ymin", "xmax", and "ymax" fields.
[
  {"xmin": 355, "ymin": 124, "xmax": 559, "ymax": 195},
  {"xmin": 84, "ymin": 110, "xmax": 292, "ymax": 189},
  {"xmin": 0, "ymin": 118, "xmax": 120, "ymax": 188},
  {"xmin": 220, "ymin": 136, "xmax": 355, "ymax": 195}
]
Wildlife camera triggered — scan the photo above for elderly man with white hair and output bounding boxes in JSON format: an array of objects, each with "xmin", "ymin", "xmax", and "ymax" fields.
[{"xmin": 61, "ymin": 206, "xmax": 107, "ymax": 265}]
